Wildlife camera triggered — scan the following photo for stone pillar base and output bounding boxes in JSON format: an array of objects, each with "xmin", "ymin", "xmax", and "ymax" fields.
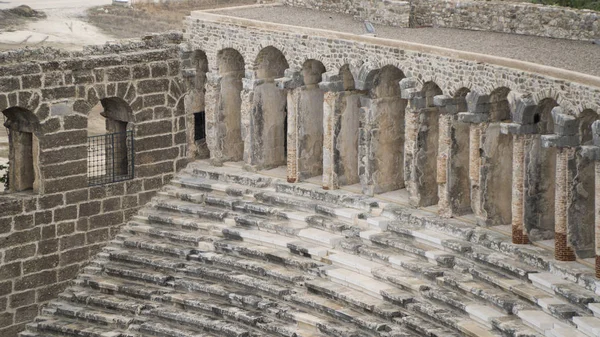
[
  {"xmin": 512, "ymin": 226, "xmax": 529, "ymax": 245},
  {"xmin": 555, "ymin": 232, "xmax": 576, "ymax": 261}
]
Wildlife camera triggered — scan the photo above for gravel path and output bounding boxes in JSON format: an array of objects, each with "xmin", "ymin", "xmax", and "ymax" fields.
[{"xmin": 216, "ymin": 6, "xmax": 600, "ymax": 77}]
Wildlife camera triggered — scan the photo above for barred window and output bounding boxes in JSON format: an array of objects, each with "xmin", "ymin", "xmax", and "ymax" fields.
[{"xmin": 88, "ymin": 130, "xmax": 134, "ymax": 186}]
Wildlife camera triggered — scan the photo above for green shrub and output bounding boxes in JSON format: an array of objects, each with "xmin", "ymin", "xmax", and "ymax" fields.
[
  {"xmin": 531, "ymin": 0, "xmax": 600, "ymax": 11},
  {"xmin": 0, "ymin": 163, "xmax": 8, "ymax": 191}
]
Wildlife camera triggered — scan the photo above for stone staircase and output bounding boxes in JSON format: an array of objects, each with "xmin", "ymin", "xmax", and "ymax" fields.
[{"xmin": 21, "ymin": 160, "xmax": 600, "ymax": 337}]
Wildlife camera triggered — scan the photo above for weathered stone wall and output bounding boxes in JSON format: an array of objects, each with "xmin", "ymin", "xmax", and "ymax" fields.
[
  {"xmin": 0, "ymin": 33, "xmax": 188, "ymax": 336},
  {"xmin": 280, "ymin": 0, "xmax": 411, "ymax": 27},
  {"xmin": 280, "ymin": 0, "xmax": 600, "ymax": 41}
]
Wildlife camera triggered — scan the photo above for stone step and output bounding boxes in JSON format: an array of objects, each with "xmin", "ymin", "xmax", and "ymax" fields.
[
  {"xmin": 46, "ymin": 301, "xmax": 136, "ymax": 328},
  {"xmin": 186, "ymin": 163, "xmax": 274, "ymax": 188},
  {"xmin": 138, "ymin": 321, "xmax": 218, "ymax": 337},
  {"xmin": 135, "ymin": 211, "xmax": 228, "ymax": 233},
  {"xmin": 573, "ymin": 316, "xmax": 600, "ymax": 337},
  {"xmin": 191, "ymin": 251, "xmax": 310, "ymax": 284},
  {"xmin": 152, "ymin": 197, "xmax": 230, "ymax": 221},
  {"xmin": 60, "ymin": 286, "xmax": 157, "ymax": 314},
  {"xmin": 123, "ymin": 222, "xmax": 220, "ymax": 250},
  {"xmin": 213, "ymin": 240, "xmax": 326, "ymax": 272},
  {"xmin": 30, "ymin": 316, "xmax": 139, "ymax": 337}
]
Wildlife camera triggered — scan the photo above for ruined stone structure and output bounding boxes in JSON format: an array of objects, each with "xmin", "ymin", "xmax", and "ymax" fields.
[
  {"xmin": 0, "ymin": 34, "xmax": 190, "ymax": 335},
  {"xmin": 282, "ymin": 0, "xmax": 600, "ymax": 41},
  {"xmin": 2, "ymin": 2, "xmax": 600, "ymax": 337}
]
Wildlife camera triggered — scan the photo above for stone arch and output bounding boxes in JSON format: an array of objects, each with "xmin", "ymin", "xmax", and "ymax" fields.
[
  {"xmin": 213, "ymin": 48, "xmax": 245, "ymax": 162},
  {"xmin": 525, "ymin": 97, "xmax": 559, "ymax": 239},
  {"xmin": 246, "ymin": 46, "xmax": 289, "ymax": 169},
  {"xmin": 479, "ymin": 87, "xmax": 514, "ymax": 226},
  {"xmin": 254, "ymin": 46, "xmax": 289, "ymax": 81},
  {"xmin": 302, "ymin": 59, "xmax": 326, "ymax": 86},
  {"xmin": 2, "ymin": 106, "xmax": 41, "ymax": 193}
]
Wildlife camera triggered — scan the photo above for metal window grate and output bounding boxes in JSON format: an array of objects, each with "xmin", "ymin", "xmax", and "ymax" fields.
[{"xmin": 88, "ymin": 130, "xmax": 134, "ymax": 186}]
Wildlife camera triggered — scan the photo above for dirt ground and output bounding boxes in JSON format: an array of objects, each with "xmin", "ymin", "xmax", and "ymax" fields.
[{"xmin": 86, "ymin": 0, "xmax": 264, "ymax": 39}]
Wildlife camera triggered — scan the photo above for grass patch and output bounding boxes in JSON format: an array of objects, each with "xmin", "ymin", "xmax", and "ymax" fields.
[
  {"xmin": 0, "ymin": 5, "xmax": 46, "ymax": 31},
  {"xmin": 86, "ymin": 0, "xmax": 264, "ymax": 39},
  {"xmin": 530, "ymin": 0, "xmax": 600, "ymax": 10}
]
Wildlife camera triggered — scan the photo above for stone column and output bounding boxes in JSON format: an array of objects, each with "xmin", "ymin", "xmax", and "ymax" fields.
[
  {"xmin": 240, "ymin": 76, "xmax": 257, "ymax": 168},
  {"xmin": 501, "ymin": 96, "xmax": 538, "ymax": 244},
  {"xmin": 403, "ymin": 92, "xmax": 428, "ymax": 206},
  {"xmin": 276, "ymin": 70, "xmax": 303, "ymax": 183},
  {"xmin": 541, "ymin": 107, "xmax": 579, "ymax": 260},
  {"xmin": 581, "ymin": 121, "xmax": 600, "ymax": 277},
  {"xmin": 457, "ymin": 92, "xmax": 490, "ymax": 222},
  {"xmin": 554, "ymin": 148, "xmax": 576, "ymax": 261},
  {"xmin": 435, "ymin": 95, "xmax": 469, "ymax": 218},
  {"xmin": 320, "ymin": 75, "xmax": 345, "ymax": 190},
  {"xmin": 204, "ymin": 72, "xmax": 221, "ymax": 162},
  {"xmin": 512, "ymin": 134, "xmax": 528, "ymax": 244}
]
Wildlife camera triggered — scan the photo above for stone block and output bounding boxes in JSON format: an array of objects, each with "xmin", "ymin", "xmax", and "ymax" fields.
[
  {"xmin": 541, "ymin": 134, "xmax": 579, "ymax": 148},
  {"xmin": 15, "ymin": 304, "xmax": 38, "ymax": 323},
  {"xmin": 43, "ymin": 160, "xmax": 87, "ymax": 180},
  {"xmin": 89, "ymin": 211, "xmax": 123, "ymax": 230},
  {"xmin": 500, "ymin": 122, "xmax": 537, "ymax": 135},
  {"xmin": 41, "ymin": 86, "xmax": 76, "ymax": 100},
  {"xmin": 551, "ymin": 107, "xmax": 578, "ymax": 136},
  {"xmin": 458, "ymin": 112, "xmax": 489, "ymax": 124},
  {"xmin": 137, "ymin": 79, "xmax": 170, "ymax": 95},
  {"xmin": 9, "ymin": 290, "xmax": 35, "ymax": 309},
  {"xmin": 22, "ymin": 254, "xmax": 59, "ymax": 274},
  {"xmin": 0, "ymin": 77, "xmax": 20, "ymax": 92},
  {"xmin": 106, "ymin": 66, "xmax": 131, "ymax": 82},
  {"xmin": 512, "ymin": 96, "xmax": 537, "ymax": 125},
  {"xmin": 4, "ymin": 244, "xmax": 36, "ymax": 262},
  {"xmin": 38, "ymin": 194, "xmax": 64, "ymax": 209},
  {"xmin": 38, "ymin": 239, "xmax": 58, "ymax": 255},
  {"xmin": 466, "ymin": 91, "xmax": 490, "ymax": 114},
  {"xmin": 0, "ymin": 228, "xmax": 41, "ymax": 250},
  {"xmin": 102, "ymin": 197, "xmax": 121, "ymax": 212},
  {"xmin": 13, "ymin": 214, "xmax": 34, "ymax": 231},
  {"xmin": 43, "ymin": 175, "xmax": 87, "ymax": 193},
  {"xmin": 65, "ymin": 190, "xmax": 88, "ymax": 204},
  {"xmin": 39, "ymin": 130, "xmax": 87, "ymax": 150},
  {"xmin": 14, "ymin": 270, "xmax": 57, "ymax": 291},
  {"xmin": 150, "ymin": 62, "xmax": 169, "ymax": 78},
  {"xmin": 136, "ymin": 120, "xmax": 173, "ymax": 137},
  {"xmin": 21, "ymin": 75, "xmax": 42, "ymax": 89}
]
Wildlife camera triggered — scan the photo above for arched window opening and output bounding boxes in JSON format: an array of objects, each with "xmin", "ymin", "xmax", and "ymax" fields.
[
  {"xmin": 2, "ymin": 107, "xmax": 40, "ymax": 193},
  {"xmin": 87, "ymin": 98, "xmax": 134, "ymax": 186}
]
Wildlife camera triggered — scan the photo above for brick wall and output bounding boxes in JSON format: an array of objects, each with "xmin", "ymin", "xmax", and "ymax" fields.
[{"xmin": 0, "ymin": 33, "xmax": 189, "ymax": 336}]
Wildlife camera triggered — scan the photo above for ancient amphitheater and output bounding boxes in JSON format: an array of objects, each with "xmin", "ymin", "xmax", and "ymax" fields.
[{"xmin": 2, "ymin": 0, "xmax": 600, "ymax": 336}]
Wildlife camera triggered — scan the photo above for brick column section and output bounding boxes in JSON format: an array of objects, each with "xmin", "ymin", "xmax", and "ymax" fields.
[
  {"xmin": 555, "ymin": 148, "xmax": 576, "ymax": 261},
  {"xmin": 286, "ymin": 87, "xmax": 300, "ymax": 183},
  {"xmin": 322, "ymin": 90, "xmax": 336, "ymax": 189},
  {"xmin": 554, "ymin": 148, "xmax": 575, "ymax": 261},
  {"xmin": 469, "ymin": 124, "xmax": 483, "ymax": 215},
  {"xmin": 512, "ymin": 134, "xmax": 528, "ymax": 244},
  {"xmin": 437, "ymin": 113, "xmax": 452, "ymax": 217}
]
